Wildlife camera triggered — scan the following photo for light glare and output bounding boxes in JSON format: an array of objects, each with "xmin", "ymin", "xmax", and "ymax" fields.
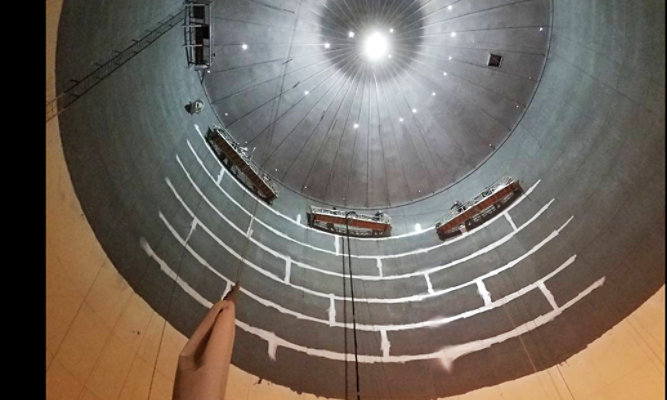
[{"xmin": 362, "ymin": 31, "xmax": 390, "ymax": 62}]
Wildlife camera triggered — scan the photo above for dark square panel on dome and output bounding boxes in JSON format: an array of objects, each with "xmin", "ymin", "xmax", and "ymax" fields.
[{"xmin": 488, "ymin": 53, "xmax": 503, "ymax": 67}]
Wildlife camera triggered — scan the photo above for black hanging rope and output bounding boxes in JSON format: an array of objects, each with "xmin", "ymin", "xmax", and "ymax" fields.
[{"xmin": 344, "ymin": 211, "xmax": 361, "ymax": 400}]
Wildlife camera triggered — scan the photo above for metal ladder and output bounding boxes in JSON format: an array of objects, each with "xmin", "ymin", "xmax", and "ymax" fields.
[{"xmin": 46, "ymin": 7, "xmax": 185, "ymax": 122}]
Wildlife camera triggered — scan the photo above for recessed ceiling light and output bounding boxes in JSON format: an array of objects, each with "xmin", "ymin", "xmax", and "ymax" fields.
[
  {"xmin": 324, "ymin": 42, "xmax": 330, "ymax": 49},
  {"xmin": 348, "ymin": 31, "xmax": 355, "ymax": 38},
  {"xmin": 448, "ymin": 56, "xmax": 452, "ymax": 60},
  {"xmin": 450, "ymin": 32, "xmax": 456, "ymax": 37},
  {"xmin": 447, "ymin": 5, "xmax": 453, "ymax": 10},
  {"xmin": 443, "ymin": 72, "xmax": 448, "ymax": 76},
  {"xmin": 241, "ymin": 43, "xmax": 248, "ymax": 50},
  {"xmin": 304, "ymin": 90, "xmax": 309, "ymax": 95},
  {"xmin": 539, "ymin": 27, "xmax": 543, "ymax": 31},
  {"xmin": 412, "ymin": 108, "xmax": 417, "ymax": 113},
  {"xmin": 224, "ymin": 112, "xmax": 229, "ymax": 116},
  {"xmin": 432, "ymin": 92, "xmax": 436, "ymax": 96},
  {"xmin": 399, "ymin": 117, "xmax": 404, "ymax": 122},
  {"xmin": 353, "ymin": 123, "xmax": 359, "ymax": 129},
  {"xmin": 389, "ymin": 28, "xmax": 394, "ymax": 33}
]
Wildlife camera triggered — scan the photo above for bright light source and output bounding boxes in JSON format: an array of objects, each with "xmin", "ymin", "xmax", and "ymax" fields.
[
  {"xmin": 348, "ymin": 31, "xmax": 355, "ymax": 38},
  {"xmin": 362, "ymin": 31, "xmax": 390, "ymax": 62},
  {"xmin": 443, "ymin": 72, "xmax": 448, "ymax": 76},
  {"xmin": 389, "ymin": 28, "xmax": 394, "ymax": 33},
  {"xmin": 353, "ymin": 123, "xmax": 359, "ymax": 129},
  {"xmin": 304, "ymin": 90, "xmax": 309, "ymax": 95},
  {"xmin": 224, "ymin": 112, "xmax": 229, "ymax": 116},
  {"xmin": 432, "ymin": 92, "xmax": 436, "ymax": 96},
  {"xmin": 539, "ymin": 27, "xmax": 543, "ymax": 31},
  {"xmin": 450, "ymin": 32, "xmax": 456, "ymax": 37},
  {"xmin": 447, "ymin": 5, "xmax": 453, "ymax": 10},
  {"xmin": 241, "ymin": 43, "xmax": 248, "ymax": 50},
  {"xmin": 412, "ymin": 108, "xmax": 417, "ymax": 113},
  {"xmin": 387, "ymin": 54, "xmax": 392, "ymax": 58},
  {"xmin": 324, "ymin": 42, "xmax": 331, "ymax": 49},
  {"xmin": 399, "ymin": 117, "xmax": 404, "ymax": 122},
  {"xmin": 448, "ymin": 56, "xmax": 452, "ymax": 60}
]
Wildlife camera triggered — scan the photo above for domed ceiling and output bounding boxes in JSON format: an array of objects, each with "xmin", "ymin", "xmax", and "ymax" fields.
[{"xmin": 205, "ymin": 0, "xmax": 550, "ymax": 208}]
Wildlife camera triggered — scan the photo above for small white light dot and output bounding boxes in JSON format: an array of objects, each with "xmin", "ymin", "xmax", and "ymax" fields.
[
  {"xmin": 399, "ymin": 117, "xmax": 404, "ymax": 122},
  {"xmin": 447, "ymin": 5, "xmax": 453, "ymax": 10},
  {"xmin": 353, "ymin": 123, "xmax": 359, "ymax": 129},
  {"xmin": 412, "ymin": 108, "xmax": 417, "ymax": 113},
  {"xmin": 348, "ymin": 31, "xmax": 355, "ymax": 38},
  {"xmin": 448, "ymin": 56, "xmax": 452, "ymax": 60},
  {"xmin": 432, "ymin": 92, "xmax": 436, "ymax": 96},
  {"xmin": 224, "ymin": 112, "xmax": 229, "ymax": 116},
  {"xmin": 241, "ymin": 43, "xmax": 248, "ymax": 50},
  {"xmin": 515, "ymin": 104, "xmax": 520, "ymax": 108},
  {"xmin": 450, "ymin": 32, "xmax": 456, "ymax": 37},
  {"xmin": 304, "ymin": 90, "xmax": 309, "ymax": 95},
  {"xmin": 324, "ymin": 42, "xmax": 330, "ymax": 49},
  {"xmin": 539, "ymin": 27, "xmax": 543, "ymax": 31},
  {"xmin": 389, "ymin": 28, "xmax": 394, "ymax": 33},
  {"xmin": 387, "ymin": 54, "xmax": 392, "ymax": 58},
  {"xmin": 275, "ymin": 168, "xmax": 278, "ymax": 171},
  {"xmin": 443, "ymin": 72, "xmax": 448, "ymax": 76}
]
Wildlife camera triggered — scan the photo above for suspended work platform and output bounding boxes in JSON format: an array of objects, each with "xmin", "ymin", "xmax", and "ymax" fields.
[
  {"xmin": 435, "ymin": 176, "xmax": 522, "ymax": 240},
  {"xmin": 307, "ymin": 207, "xmax": 392, "ymax": 237}
]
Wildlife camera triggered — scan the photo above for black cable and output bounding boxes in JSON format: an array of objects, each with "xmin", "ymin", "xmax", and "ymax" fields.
[
  {"xmin": 345, "ymin": 211, "xmax": 361, "ymax": 400},
  {"xmin": 341, "ymin": 231, "xmax": 348, "ymax": 400}
]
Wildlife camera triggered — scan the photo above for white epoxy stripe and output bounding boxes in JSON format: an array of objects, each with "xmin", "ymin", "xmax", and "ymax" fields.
[
  {"xmin": 296, "ymin": 214, "xmax": 301, "ymax": 224},
  {"xmin": 140, "ymin": 238, "xmax": 215, "ymax": 307},
  {"xmin": 184, "ymin": 219, "xmax": 197, "ymax": 243},
  {"xmin": 425, "ymin": 274, "xmax": 434, "ymax": 294},
  {"xmin": 376, "ymin": 258, "xmax": 383, "ymax": 277},
  {"xmin": 216, "ymin": 168, "xmax": 225, "ymax": 185},
  {"xmin": 381, "ymin": 330, "xmax": 391, "ymax": 357},
  {"xmin": 476, "ymin": 280, "xmax": 492, "ymax": 306},
  {"xmin": 328, "ymin": 295, "xmax": 336, "ymax": 326},
  {"xmin": 159, "ymin": 209, "xmax": 578, "ymax": 331},
  {"xmin": 164, "ymin": 174, "xmax": 569, "ymax": 302},
  {"xmin": 247, "ymin": 216, "xmax": 254, "ymax": 237},
  {"xmin": 539, "ymin": 282, "xmax": 559, "ymax": 310},
  {"xmin": 284, "ymin": 257, "xmax": 292, "ymax": 283},
  {"xmin": 175, "ymin": 153, "xmax": 554, "ymax": 279},
  {"xmin": 191, "ymin": 124, "xmax": 540, "ymax": 243},
  {"xmin": 143, "ymin": 238, "xmax": 604, "ymax": 365},
  {"xmin": 504, "ymin": 212, "xmax": 518, "ymax": 231}
]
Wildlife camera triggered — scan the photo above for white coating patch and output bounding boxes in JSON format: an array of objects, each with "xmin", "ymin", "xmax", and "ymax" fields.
[
  {"xmin": 539, "ymin": 281, "xmax": 559, "ymax": 310},
  {"xmin": 335, "ymin": 236, "xmax": 340, "ymax": 255},
  {"xmin": 376, "ymin": 258, "xmax": 383, "ymax": 277},
  {"xmin": 216, "ymin": 168, "xmax": 225, "ymax": 184},
  {"xmin": 476, "ymin": 280, "xmax": 492, "ymax": 306},
  {"xmin": 296, "ymin": 214, "xmax": 301, "ymax": 224},
  {"xmin": 381, "ymin": 330, "xmax": 391, "ymax": 357},
  {"xmin": 504, "ymin": 212, "xmax": 518, "ymax": 231},
  {"xmin": 328, "ymin": 295, "xmax": 336, "ymax": 326},
  {"xmin": 425, "ymin": 274, "xmax": 434, "ymax": 294},
  {"xmin": 284, "ymin": 257, "xmax": 291, "ymax": 283},
  {"xmin": 184, "ymin": 219, "xmax": 197, "ymax": 243}
]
